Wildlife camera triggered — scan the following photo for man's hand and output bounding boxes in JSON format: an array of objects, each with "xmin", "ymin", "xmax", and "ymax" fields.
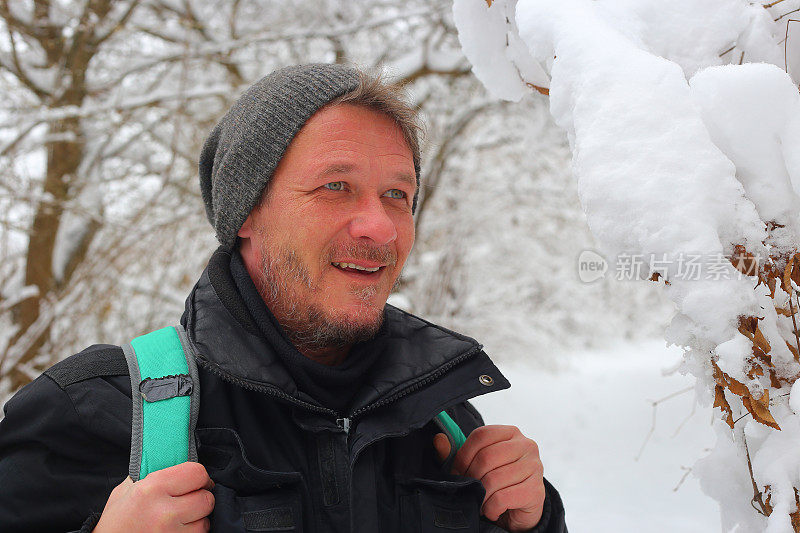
[
  {"xmin": 434, "ymin": 425, "xmax": 545, "ymax": 532},
  {"xmin": 93, "ymin": 462, "xmax": 215, "ymax": 533}
]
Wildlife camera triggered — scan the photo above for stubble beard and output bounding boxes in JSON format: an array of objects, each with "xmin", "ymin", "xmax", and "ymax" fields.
[{"xmin": 252, "ymin": 239, "xmax": 392, "ymax": 355}]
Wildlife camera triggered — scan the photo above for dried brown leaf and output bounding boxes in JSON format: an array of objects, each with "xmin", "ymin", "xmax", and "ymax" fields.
[
  {"xmin": 525, "ymin": 82, "xmax": 549, "ymax": 95},
  {"xmin": 754, "ymin": 327, "xmax": 772, "ymax": 354},
  {"xmin": 727, "ymin": 376, "xmax": 750, "ymax": 397},
  {"xmin": 730, "ymin": 245, "xmax": 759, "ymax": 276},
  {"xmin": 739, "ymin": 316, "xmax": 758, "ymax": 338},
  {"xmin": 767, "ymin": 276, "xmax": 777, "ymax": 298},
  {"xmin": 743, "ymin": 391, "xmax": 781, "ymax": 430},
  {"xmin": 711, "ymin": 360, "xmax": 726, "ymax": 386},
  {"xmin": 714, "ymin": 385, "xmax": 734, "ymax": 429},
  {"xmin": 747, "ymin": 364, "xmax": 765, "ymax": 379},
  {"xmin": 769, "ymin": 369, "xmax": 783, "ymax": 389},
  {"xmin": 792, "ymin": 254, "xmax": 800, "ymax": 289},
  {"xmin": 786, "ymin": 340, "xmax": 800, "ymax": 360},
  {"xmin": 753, "ymin": 346, "xmax": 774, "ymax": 368},
  {"xmin": 783, "ymin": 253, "xmax": 800, "ymax": 294}
]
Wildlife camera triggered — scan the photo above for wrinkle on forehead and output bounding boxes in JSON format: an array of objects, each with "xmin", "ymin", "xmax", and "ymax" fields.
[{"xmin": 294, "ymin": 104, "xmax": 410, "ymax": 152}]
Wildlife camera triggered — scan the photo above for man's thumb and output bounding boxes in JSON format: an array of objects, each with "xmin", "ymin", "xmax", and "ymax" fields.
[{"xmin": 433, "ymin": 432, "xmax": 451, "ymax": 462}]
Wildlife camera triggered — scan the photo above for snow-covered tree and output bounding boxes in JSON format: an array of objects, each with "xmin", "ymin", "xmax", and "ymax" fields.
[{"xmin": 452, "ymin": 0, "xmax": 800, "ymax": 529}]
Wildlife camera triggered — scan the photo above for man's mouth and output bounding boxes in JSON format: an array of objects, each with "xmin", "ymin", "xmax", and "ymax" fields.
[{"xmin": 331, "ymin": 261, "xmax": 383, "ymax": 274}]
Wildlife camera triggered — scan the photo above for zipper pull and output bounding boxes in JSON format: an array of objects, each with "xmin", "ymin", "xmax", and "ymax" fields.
[{"xmin": 336, "ymin": 417, "xmax": 351, "ymax": 434}]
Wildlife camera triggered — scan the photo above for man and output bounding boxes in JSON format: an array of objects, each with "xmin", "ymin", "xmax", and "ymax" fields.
[{"xmin": 0, "ymin": 64, "xmax": 566, "ymax": 532}]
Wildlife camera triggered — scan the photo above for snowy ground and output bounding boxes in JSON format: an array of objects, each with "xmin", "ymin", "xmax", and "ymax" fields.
[{"xmin": 473, "ymin": 339, "xmax": 722, "ymax": 533}]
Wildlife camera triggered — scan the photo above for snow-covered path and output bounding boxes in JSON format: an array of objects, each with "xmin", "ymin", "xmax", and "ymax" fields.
[{"xmin": 473, "ymin": 340, "xmax": 721, "ymax": 532}]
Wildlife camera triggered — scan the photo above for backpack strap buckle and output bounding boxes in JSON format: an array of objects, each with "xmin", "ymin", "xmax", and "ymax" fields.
[{"xmin": 139, "ymin": 374, "xmax": 193, "ymax": 402}]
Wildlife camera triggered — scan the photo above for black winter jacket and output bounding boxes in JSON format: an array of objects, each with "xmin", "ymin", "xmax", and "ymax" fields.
[{"xmin": 0, "ymin": 249, "xmax": 567, "ymax": 533}]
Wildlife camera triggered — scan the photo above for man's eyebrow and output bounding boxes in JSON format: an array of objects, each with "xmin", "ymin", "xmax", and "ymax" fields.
[
  {"xmin": 392, "ymin": 172, "xmax": 417, "ymax": 189},
  {"xmin": 319, "ymin": 163, "xmax": 356, "ymax": 175}
]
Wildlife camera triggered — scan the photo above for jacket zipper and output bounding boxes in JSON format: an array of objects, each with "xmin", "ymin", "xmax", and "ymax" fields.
[
  {"xmin": 196, "ymin": 343, "xmax": 482, "ymax": 426},
  {"xmin": 336, "ymin": 417, "xmax": 351, "ymax": 434},
  {"xmin": 344, "ymin": 345, "xmax": 484, "ymax": 469},
  {"xmin": 195, "ymin": 356, "xmax": 338, "ymax": 417}
]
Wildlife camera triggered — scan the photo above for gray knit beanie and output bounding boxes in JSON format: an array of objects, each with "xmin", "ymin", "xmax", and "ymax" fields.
[{"xmin": 199, "ymin": 63, "xmax": 362, "ymax": 249}]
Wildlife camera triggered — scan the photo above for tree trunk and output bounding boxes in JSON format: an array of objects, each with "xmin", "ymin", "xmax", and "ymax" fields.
[{"xmin": 8, "ymin": 115, "xmax": 84, "ymax": 389}]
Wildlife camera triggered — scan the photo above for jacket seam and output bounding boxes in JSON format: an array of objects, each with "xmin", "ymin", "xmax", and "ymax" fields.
[{"xmin": 43, "ymin": 373, "xmax": 87, "ymax": 423}]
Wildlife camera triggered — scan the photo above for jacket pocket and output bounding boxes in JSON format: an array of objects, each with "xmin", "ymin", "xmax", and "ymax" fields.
[
  {"xmin": 236, "ymin": 485, "xmax": 302, "ymax": 532},
  {"xmin": 210, "ymin": 480, "xmax": 303, "ymax": 532},
  {"xmin": 400, "ymin": 477, "xmax": 485, "ymax": 533},
  {"xmin": 198, "ymin": 427, "xmax": 304, "ymax": 532}
]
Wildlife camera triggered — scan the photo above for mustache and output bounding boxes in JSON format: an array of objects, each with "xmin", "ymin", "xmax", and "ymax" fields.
[{"xmin": 327, "ymin": 242, "xmax": 397, "ymax": 266}]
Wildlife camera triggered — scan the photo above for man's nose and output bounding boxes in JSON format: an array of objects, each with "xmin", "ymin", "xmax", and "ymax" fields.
[{"xmin": 348, "ymin": 197, "xmax": 397, "ymax": 245}]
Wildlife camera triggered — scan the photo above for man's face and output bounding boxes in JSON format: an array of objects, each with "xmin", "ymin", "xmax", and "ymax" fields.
[{"xmin": 238, "ymin": 103, "xmax": 416, "ymax": 355}]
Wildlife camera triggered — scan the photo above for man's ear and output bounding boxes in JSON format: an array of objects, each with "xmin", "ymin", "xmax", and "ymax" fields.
[
  {"xmin": 238, "ymin": 215, "xmax": 254, "ymax": 239},
  {"xmin": 237, "ymin": 213, "xmax": 260, "ymax": 265}
]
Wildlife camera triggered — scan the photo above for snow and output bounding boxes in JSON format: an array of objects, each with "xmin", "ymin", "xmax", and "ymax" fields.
[
  {"xmin": 593, "ymin": 0, "xmax": 767, "ymax": 78},
  {"xmin": 791, "ymin": 380, "xmax": 800, "ymax": 415},
  {"xmin": 714, "ymin": 334, "xmax": 752, "ymax": 379},
  {"xmin": 453, "ymin": 0, "xmax": 800, "ymax": 529},
  {"xmin": 385, "ymin": 43, "xmax": 466, "ymax": 82},
  {"xmin": 474, "ymin": 340, "xmax": 720, "ymax": 532},
  {"xmin": 51, "ymin": 210, "xmax": 91, "ymax": 283},
  {"xmin": 689, "ymin": 63, "xmax": 800, "ymax": 248},
  {"xmin": 0, "ymin": 285, "xmax": 38, "ymax": 314},
  {"xmin": 514, "ymin": 0, "xmax": 767, "ymax": 260},
  {"xmin": 452, "ymin": 0, "xmax": 548, "ymax": 101}
]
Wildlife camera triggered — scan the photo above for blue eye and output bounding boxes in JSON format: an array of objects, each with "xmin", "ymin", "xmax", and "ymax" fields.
[
  {"xmin": 324, "ymin": 182, "xmax": 345, "ymax": 191},
  {"xmin": 384, "ymin": 189, "xmax": 406, "ymax": 200}
]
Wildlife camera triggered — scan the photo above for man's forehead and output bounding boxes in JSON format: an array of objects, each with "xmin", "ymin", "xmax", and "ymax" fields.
[{"xmin": 297, "ymin": 104, "xmax": 407, "ymax": 144}]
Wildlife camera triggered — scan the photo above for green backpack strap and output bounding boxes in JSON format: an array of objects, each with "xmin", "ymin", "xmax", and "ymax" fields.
[
  {"xmin": 122, "ymin": 325, "xmax": 200, "ymax": 481},
  {"xmin": 434, "ymin": 410, "xmax": 467, "ymax": 469}
]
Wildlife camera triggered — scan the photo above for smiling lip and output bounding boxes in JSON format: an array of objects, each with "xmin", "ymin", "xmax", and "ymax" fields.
[
  {"xmin": 331, "ymin": 260, "xmax": 386, "ymax": 270},
  {"xmin": 330, "ymin": 261, "xmax": 386, "ymax": 281},
  {"xmin": 331, "ymin": 265, "xmax": 384, "ymax": 283}
]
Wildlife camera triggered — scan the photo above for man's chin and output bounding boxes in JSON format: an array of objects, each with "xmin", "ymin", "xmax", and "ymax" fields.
[
  {"xmin": 280, "ymin": 303, "xmax": 385, "ymax": 353},
  {"xmin": 328, "ymin": 304, "xmax": 385, "ymax": 334}
]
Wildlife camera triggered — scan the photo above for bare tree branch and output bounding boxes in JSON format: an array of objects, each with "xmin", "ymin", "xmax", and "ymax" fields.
[
  {"xmin": 3, "ymin": 25, "xmax": 50, "ymax": 99},
  {"xmin": 93, "ymin": 0, "xmax": 142, "ymax": 48},
  {"xmin": 415, "ymin": 100, "xmax": 503, "ymax": 231},
  {"xmin": 88, "ymin": 6, "xmax": 443, "ymax": 94}
]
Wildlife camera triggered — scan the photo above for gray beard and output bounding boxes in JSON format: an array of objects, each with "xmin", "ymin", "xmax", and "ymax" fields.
[{"xmin": 252, "ymin": 245, "xmax": 384, "ymax": 354}]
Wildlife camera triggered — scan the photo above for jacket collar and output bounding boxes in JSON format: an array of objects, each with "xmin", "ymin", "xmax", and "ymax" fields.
[{"xmin": 182, "ymin": 248, "xmax": 510, "ymax": 418}]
